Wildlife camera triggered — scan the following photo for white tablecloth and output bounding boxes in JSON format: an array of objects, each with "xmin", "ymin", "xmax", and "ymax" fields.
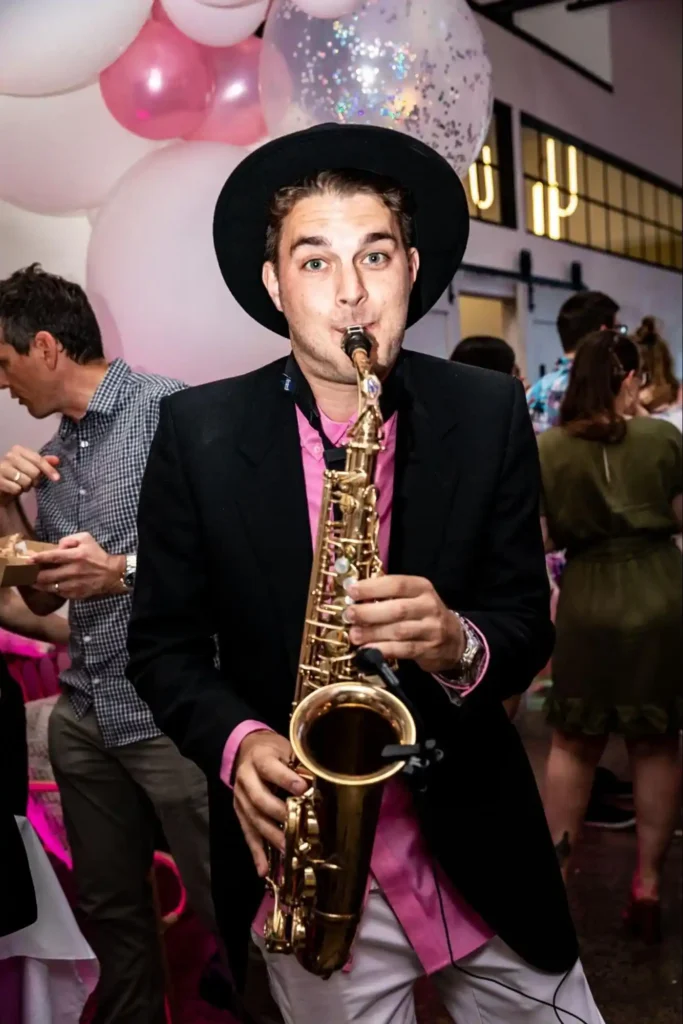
[{"xmin": 0, "ymin": 816, "xmax": 98, "ymax": 1024}]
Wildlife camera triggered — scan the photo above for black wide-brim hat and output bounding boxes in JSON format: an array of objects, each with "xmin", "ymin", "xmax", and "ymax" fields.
[{"xmin": 213, "ymin": 123, "xmax": 470, "ymax": 339}]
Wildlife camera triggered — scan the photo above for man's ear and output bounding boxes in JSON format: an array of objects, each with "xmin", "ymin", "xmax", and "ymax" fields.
[
  {"xmin": 407, "ymin": 247, "xmax": 420, "ymax": 288},
  {"xmin": 33, "ymin": 331, "xmax": 60, "ymax": 371},
  {"xmin": 262, "ymin": 262, "xmax": 283, "ymax": 313}
]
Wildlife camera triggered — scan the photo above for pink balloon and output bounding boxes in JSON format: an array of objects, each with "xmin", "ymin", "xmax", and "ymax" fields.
[
  {"xmin": 100, "ymin": 20, "xmax": 214, "ymax": 141},
  {"xmin": 151, "ymin": 0, "xmax": 174, "ymax": 23},
  {"xmin": 187, "ymin": 37, "xmax": 266, "ymax": 146}
]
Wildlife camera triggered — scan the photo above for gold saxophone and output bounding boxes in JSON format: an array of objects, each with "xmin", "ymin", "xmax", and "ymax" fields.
[{"xmin": 264, "ymin": 327, "xmax": 416, "ymax": 978}]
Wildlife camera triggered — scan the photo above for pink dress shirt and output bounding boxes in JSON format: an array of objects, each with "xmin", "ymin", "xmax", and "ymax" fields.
[{"xmin": 222, "ymin": 406, "xmax": 494, "ymax": 974}]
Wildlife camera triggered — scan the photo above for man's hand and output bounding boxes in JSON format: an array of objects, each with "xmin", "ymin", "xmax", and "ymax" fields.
[
  {"xmin": 345, "ymin": 575, "xmax": 465, "ymax": 674},
  {"xmin": 230, "ymin": 731, "xmax": 307, "ymax": 878},
  {"xmin": 0, "ymin": 446, "xmax": 60, "ymax": 506},
  {"xmin": 30, "ymin": 533, "xmax": 125, "ymax": 601}
]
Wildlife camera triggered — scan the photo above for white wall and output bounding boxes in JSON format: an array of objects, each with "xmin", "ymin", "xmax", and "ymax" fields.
[
  {"xmin": 0, "ymin": 202, "xmax": 91, "ymax": 453},
  {"xmin": 465, "ymin": 0, "xmax": 683, "ymax": 378},
  {"xmin": 515, "ymin": 2, "xmax": 613, "ymax": 85}
]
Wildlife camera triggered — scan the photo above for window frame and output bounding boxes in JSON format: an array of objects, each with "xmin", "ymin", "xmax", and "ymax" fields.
[{"xmin": 521, "ymin": 113, "xmax": 682, "ymax": 274}]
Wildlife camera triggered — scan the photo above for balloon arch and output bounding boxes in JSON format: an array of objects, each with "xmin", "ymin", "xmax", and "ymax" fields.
[{"xmin": 0, "ymin": 0, "xmax": 492, "ymax": 384}]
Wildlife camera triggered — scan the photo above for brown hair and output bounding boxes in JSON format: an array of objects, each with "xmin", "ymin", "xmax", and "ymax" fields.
[
  {"xmin": 560, "ymin": 329, "xmax": 640, "ymax": 442},
  {"xmin": 634, "ymin": 316, "xmax": 679, "ymax": 411},
  {"xmin": 264, "ymin": 169, "xmax": 415, "ymax": 266}
]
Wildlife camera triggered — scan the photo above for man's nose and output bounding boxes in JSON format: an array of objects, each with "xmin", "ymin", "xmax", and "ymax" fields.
[{"xmin": 337, "ymin": 264, "xmax": 367, "ymax": 307}]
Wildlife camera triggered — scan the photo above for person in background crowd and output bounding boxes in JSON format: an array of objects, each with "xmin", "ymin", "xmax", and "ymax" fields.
[
  {"xmin": 635, "ymin": 316, "xmax": 683, "ymax": 432},
  {"xmin": 527, "ymin": 291, "xmax": 620, "ymax": 435},
  {"xmin": 450, "ymin": 334, "xmax": 520, "ymax": 377},
  {"xmin": 0, "ymin": 264, "xmax": 215, "ymax": 1024},
  {"xmin": 451, "ymin": 334, "xmax": 525, "ymax": 721},
  {"xmin": 538, "ymin": 330, "xmax": 682, "ymax": 944}
]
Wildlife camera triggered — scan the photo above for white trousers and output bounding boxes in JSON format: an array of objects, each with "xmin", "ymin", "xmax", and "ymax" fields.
[{"xmin": 253, "ymin": 888, "xmax": 606, "ymax": 1024}]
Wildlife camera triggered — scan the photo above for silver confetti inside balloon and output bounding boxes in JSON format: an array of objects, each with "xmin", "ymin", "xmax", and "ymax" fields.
[{"xmin": 260, "ymin": 0, "xmax": 493, "ymax": 179}]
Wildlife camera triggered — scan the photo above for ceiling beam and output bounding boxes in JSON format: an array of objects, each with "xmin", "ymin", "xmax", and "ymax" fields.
[
  {"xmin": 475, "ymin": 0, "xmax": 561, "ymax": 16},
  {"xmin": 565, "ymin": 0, "xmax": 629, "ymax": 10}
]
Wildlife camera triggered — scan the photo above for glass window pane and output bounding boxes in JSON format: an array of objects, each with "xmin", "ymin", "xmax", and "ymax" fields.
[
  {"xmin": 586, "ymin": 157, "xmax": 605, "ymax": 201},
  {"xmin": 483, "ymin": 117, "xmax": 499, "ymax": 165},
  {"xmin": 479, "ymin": 169, "xmax": 502, "ymax": 225},
  {"xmin": 624, "ymin": 175, "xmax": 641, "ymax": 216},
  {"xmin": 522, "ymin": 126, "xmax": 540, "ymax": 178},
  {"xmin": 641, "ymin": 181, "xmax": 656, "ymax": 222},
  {"xmin": 588, "ymin": 203, "xmax": 608, "ymax": 250},
  {"xmin": 607, "ymin": 165, "xmax": 623, "ymax": 209},
  {"xmin": 642, "ymin": 222, "xmax": 659, "ymax": 263},
  {"xmin": 656, "ymin": 188, "xmax": 671, "ymax": 227},
  {"xmin": 609, "ymin": 209, "xmax": 625, "ymax": 253},
  {"xmin": 525, "ymin": 178, "xmax": 537, "ymax": 234},
  {"xmin": 624, "ymin": 217, "xmax": 643, "ymax": 260},
  {"xmin": 673, "ymin": 233, "xmax": 683, "ymax": 271},
  {"xmin": 567, "ymin": 195, "xmax": 587, "ymax": 246},
  {"xmin": 658, "ymin": 229, "xmax": 673, "ymax": 267},
  {"xmin": 672, "ymin": 194, "xmax": 682, "ymax": 232}
]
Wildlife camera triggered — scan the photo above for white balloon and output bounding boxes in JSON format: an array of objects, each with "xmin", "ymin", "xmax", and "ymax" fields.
[
  {"xmin": 160, "ymin": 0, "xmax": 268, "ymax": 46},
  {"xmin": 0, "ymin": 0, "xmax": 153, "ymax": 98},
  {"xmin": 86, "ymin": 142, "xmax": 287, "ymax": 384},
  {"xmin": 198, "ymin": 0, "xmax": 258, "ymax": 6},
  {"xmin": 294, "ymin": 0, "xmax": 360, "ymax": 16},
  {"xmin": 0, "ymin": 85, "xmax": 162, "ymax": 215}
]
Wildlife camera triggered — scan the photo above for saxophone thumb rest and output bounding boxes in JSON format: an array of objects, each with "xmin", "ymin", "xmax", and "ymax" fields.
[{"xmin": 353, "ymin": 648, "xmax": 445, "ymax": 794}]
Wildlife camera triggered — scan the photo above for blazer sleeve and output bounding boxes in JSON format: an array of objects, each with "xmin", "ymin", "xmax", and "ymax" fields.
[
  {"xmin": 458, "ymin": 380, "xmax": 554, "ymax": 706},
  {"xmin": 126, "ymin": 396, "xmax": 260, "ymax": 781}
]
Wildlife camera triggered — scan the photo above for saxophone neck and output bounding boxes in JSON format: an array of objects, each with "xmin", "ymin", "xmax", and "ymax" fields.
[{"xmin": 342, "ymin": 327, "xmax": 384, "ymax": 433}]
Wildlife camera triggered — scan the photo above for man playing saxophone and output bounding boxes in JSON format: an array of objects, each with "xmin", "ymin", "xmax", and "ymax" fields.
[{"xmin": 127, "ymin": 123, "xmax": 604, "ymax": 1023}]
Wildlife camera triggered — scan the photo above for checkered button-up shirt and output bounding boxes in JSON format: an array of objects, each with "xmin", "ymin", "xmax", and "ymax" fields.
[{"xmin": 35, "ymin": 359, "xmax": 186, "ymax": 747}]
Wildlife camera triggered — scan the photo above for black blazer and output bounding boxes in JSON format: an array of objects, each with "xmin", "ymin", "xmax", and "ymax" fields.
[{"xmin": 127, "ymin": 351, "xmax": 578, "ymax": 988}]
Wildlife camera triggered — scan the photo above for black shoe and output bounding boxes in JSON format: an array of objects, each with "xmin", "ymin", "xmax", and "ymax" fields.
[
  {"xmin": 584, "ymin": 801, "xmax": 635, "ymax": 830},
  {"xmin": 593, "ymin": 766, "xmax": 633, "ymax": 798}
]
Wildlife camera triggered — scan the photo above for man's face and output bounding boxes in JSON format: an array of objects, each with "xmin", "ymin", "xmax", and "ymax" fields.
[
  {"xmin": 263, "ymin": 191, "xmax": 419, "ymax": 384},
  {"xmin": 0, "ymin": 332, "xmax": 57, "ymax": 419}
]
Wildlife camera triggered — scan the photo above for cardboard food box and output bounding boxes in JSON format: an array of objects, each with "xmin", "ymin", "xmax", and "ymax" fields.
[{"xmin": 0, "ymin": 534, "xmax": 57, "ymax": 588}]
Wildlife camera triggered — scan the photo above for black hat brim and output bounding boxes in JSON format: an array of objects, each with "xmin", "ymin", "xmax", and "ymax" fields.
[{"xmin": 213, "ymin": 123, "xmax": 470, "ymax": 339}]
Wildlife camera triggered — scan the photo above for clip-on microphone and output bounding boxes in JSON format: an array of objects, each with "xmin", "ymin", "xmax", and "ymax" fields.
[{"xmin": 354, "ymin": 648, "xmax": 445, "ymax": 794}]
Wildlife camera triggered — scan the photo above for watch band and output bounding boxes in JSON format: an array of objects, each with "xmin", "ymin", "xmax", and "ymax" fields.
[
  {"xmin": 121, "ymin": 554, "xmax": 137, "ymax": 590},
  {"xmin": 438, "ymin": 612, "xmax": 484, "ymax": 686}
]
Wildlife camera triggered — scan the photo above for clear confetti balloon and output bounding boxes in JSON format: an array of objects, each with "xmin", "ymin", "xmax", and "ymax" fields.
[{"xmin": 260, "ymin": 0, "xmax": 492, "ymax": 179}]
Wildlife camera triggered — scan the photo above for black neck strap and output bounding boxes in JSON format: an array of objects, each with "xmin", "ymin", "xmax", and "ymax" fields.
[{"xmin": 282, "ymin": 352, "xmax": 405, "ymax": 470}]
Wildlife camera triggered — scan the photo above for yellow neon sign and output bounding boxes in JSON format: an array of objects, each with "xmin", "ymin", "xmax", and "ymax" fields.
[
  {"xmin": 532, "ymin": 138, "xmax": 579, "ymax": 240},
  {"xmin": 468, "ymin": 145, "xmax": 496, "ymax": 211}
]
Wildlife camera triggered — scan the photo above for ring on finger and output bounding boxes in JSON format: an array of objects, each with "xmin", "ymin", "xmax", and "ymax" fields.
[
  {"xmin": 53, "ymin": 583, "xmax": 59, "ymax": 593},
  {"xmin": 12, "ymin": 470, "xmax": 21, "ymax": 483}
]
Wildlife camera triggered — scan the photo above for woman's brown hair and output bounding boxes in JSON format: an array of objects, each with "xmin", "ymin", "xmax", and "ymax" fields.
[
  {"xmin": 559, "ymin": 330, "xmax": 640, "ymax": 442},
  {"xmin": 634, "ymin": 316, "xmax": 680, "ymax": 412}
]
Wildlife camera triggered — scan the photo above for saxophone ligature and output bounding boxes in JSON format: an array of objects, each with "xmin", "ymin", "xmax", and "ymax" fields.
[{"xmin": 264, "ymin": 326, "xmax": 416, "ymax": 978}]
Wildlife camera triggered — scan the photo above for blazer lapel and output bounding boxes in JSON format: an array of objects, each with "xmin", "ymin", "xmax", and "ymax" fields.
[
  {"xmin": 389, "ymin": 352, "xmax": 464, "ymax": 582},
  {"xmin": 234, "ymin": 364, "xmax": 312, "ymax": 679}
]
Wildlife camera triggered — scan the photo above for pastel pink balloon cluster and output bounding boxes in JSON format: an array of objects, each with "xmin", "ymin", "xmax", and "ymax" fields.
[{"xmin": 99, "ymin": 0, "xmax": 270, "ymax": 145}]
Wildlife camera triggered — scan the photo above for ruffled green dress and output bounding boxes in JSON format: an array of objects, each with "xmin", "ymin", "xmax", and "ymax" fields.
[{"xmin": 538, "ymin": 417, "xmax": 682, "ymax": 737}]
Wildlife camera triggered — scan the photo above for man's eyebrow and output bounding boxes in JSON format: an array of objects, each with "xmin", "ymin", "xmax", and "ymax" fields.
[
  {"xmin": 289, "ymin": 235, "xmax": 331, "ymax": 255},
  {"xmin": 360, "ymin": 231, "xmax": 398, "ymax": 246}
]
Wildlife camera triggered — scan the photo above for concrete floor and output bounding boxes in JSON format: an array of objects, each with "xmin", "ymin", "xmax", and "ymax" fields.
[{"xmin": 415, "ymin": 699, "xmax": 682, "ymax": 1024}]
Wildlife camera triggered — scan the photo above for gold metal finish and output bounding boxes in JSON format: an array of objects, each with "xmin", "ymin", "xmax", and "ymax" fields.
[{"xmin": 264, "ymin": 327, "xmax": 416, "ymax": 978}]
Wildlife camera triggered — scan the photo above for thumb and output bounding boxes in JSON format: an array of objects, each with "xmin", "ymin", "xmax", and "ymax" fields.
[{"xmin": 58, "ymin": 535, "xmax": 82, "ymax": 550}]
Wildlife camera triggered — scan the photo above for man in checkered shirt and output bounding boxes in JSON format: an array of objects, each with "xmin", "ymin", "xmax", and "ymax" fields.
[{"xmin": 0, "ymin": 265, "xmax": 216, "ymax": 1024}]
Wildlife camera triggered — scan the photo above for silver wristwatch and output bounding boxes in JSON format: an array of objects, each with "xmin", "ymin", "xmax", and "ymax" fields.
[
  {"xmin": 122, "ymin": 554, "xmax": 137, "ymax": 590},
  {"xmin": 441, "ymin": 611, "xmax": 484, "ymax": 685}
]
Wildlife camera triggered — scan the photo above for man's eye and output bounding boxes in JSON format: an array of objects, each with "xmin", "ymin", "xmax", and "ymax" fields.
[
  {"xmin": 363, "ymin": 252, "xmax": 388, "ymax": 265},
  {"xmin": 304, "ymin": 258, "xmax": 326, "ymax": 271}
]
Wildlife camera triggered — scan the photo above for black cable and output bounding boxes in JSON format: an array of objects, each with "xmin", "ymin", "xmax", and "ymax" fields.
[{"xmin": 432, "ymin": 857, "xmax": 591, "ymax": 1023}]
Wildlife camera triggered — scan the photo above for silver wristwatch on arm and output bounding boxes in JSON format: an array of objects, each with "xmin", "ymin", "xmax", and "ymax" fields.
[{"xmin": 122, "ymin": 554, "xmax": 137, "ymax": 591}]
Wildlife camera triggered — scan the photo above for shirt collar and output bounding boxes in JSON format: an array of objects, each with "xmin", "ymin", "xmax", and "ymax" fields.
[
  {"xmin": 87, "ymin": 359, "xmax": 132, "ymax": 416},
  {"xmin": 296, "ymin": 406, "xmax": 398, "ymax": 462}
]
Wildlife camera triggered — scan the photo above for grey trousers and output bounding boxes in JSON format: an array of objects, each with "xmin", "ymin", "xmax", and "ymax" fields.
[{"xmin": 48, "ymin": 695, "xmax": 215, "ymax": 1024}]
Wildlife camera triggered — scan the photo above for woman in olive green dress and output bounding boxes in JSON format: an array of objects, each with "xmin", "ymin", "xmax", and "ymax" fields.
[{"xmin": 538, "ymin": 329, "xmax": 682, "ymax": 942}]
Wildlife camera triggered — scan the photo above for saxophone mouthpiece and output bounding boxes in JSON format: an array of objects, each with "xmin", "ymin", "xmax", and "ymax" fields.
[{"xmin": 342, "ymin": 326, "xmax": 373, "ymax": 366}]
